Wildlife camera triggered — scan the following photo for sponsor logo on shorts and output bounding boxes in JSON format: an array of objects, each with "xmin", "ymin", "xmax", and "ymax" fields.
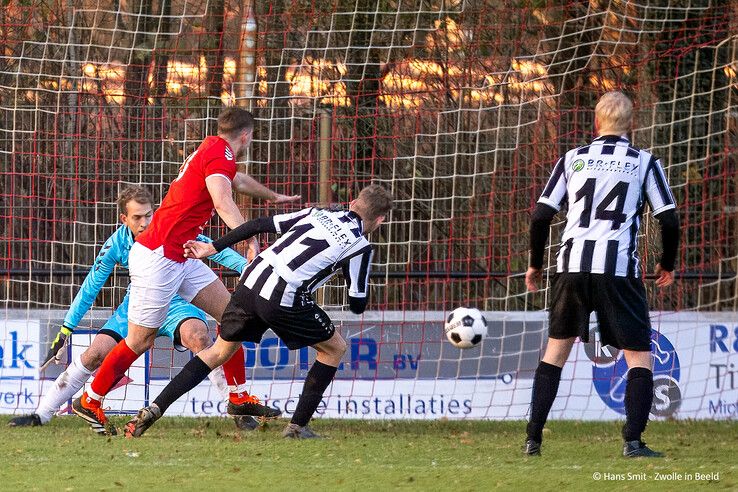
[
  {"xmin": 585, "ymin": 329, "xmax": 681, "ymax": 417},
  {"xmin": 313, "ymin": 312, "xmax": 333, "ymax": 332}
]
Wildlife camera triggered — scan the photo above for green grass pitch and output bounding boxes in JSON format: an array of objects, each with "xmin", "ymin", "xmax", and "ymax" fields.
[{"xmin": 2, "ymin": 417, "xmax": 736, "ymax": 491}]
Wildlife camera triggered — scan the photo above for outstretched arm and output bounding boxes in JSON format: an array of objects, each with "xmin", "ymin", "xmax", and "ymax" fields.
[
  {"xmin": 44, "ymin": 230, "xmax": 121, "ymax": 368},
  {"xmin": 195, "ymin": 234, "xmax": 249, "ymax": 274},
  {"xmin": 184, "ymin": 217, "xmax": 278, "ymax": 259},
  {"xmin": 212, "ymin": 216, "xmax": 278, "ymax": 252},
  {"xmin": 184, "ymin": 208, "xmax": 315, "ymax": 259},
  {"xmin": 63, "ymin": 232, "xmax": 121, "ymax": 330},
  {"xmin": 205, "ymin": 174, "xmax": 261, "ymax": 260},
  {"xmin": 232, "ymin": 172, "xmax": 301, "ymax": 203}
]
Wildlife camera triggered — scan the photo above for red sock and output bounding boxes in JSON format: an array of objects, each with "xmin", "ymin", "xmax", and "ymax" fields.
[
  {"xmin": 217, "ymin": 325, "xmax": 248, "ymax": 398},
  {"xmin": 89, "ymin": 340, "xmax": 139, "ymax": 401},
  {"xmin": 223, "ymin": 344, "xmax": 247, "ymax": 391}
]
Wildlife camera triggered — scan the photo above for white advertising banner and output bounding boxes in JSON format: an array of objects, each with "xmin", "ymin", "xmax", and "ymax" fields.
[
  {"xmin": 0, "ymin": 319, "xmax": 41, "ymax": 413},
  {"xmin": 1, "ymin": 311, "xmax": 737, "ymax": 420}
]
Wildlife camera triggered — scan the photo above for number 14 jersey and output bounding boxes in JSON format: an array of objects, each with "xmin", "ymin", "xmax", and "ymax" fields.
[{"xmin": 538, "ymin": 135, "xmax": 676, "ymax": 278}]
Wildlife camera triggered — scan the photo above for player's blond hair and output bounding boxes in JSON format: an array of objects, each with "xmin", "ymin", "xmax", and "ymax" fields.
[
  {"xmin": 353, "ymin": 184, "xmax": 394, "ymax": 221},
  {"xmin": 117, "ymin": 186, "xmax": 152, "ymax": 215},
  {"xmin": 595, "ymin": 91, "xmax": 633, "ymax": 134}
]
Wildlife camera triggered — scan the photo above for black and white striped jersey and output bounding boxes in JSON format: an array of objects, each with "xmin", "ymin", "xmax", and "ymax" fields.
[
  {"xmin": 240, "ymin": 208, "xmax": 373, "ymax": 308},
  {"xmin": 538, "ymin": 135, "xmax": 676, "ymax": 278}
]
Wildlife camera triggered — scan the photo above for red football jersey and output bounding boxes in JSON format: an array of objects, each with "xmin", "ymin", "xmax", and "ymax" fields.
[{"xmin": 137, "ymin": 136, "xmax": 237, "ymax": 261}]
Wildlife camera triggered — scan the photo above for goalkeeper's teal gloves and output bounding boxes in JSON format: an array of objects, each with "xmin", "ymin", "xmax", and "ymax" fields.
[{"xmin": 40, "ymin": 325, "xmax": 73, "ymax": 371}]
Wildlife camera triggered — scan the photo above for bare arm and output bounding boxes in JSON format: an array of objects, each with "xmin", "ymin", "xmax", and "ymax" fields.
[
  {"xmin": 205, "ymin": 175, "xmax": 245, "ymax": 229},
  {"xmin": 184, "ymin": 217, "xmax": 277, "ymax": 260},
  {"xmin": 232, "ymin": 172, "xmax": 301, "ymax": 203},
  {"xmin": 205, "ymin": 175, "xmax": 259, "ymax": 260}
]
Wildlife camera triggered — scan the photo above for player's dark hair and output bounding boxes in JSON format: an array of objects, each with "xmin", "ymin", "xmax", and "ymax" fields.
[
  {"xmin": 217, "ymin": 107, "xmax": 255, "ymax": 138},
  {"xmin": 117, "ymin": 186, "xmax": 153, "ymax": 215},
  {"xmin": 356, "ymin": 184, "xmax": 393, "ymax": 221}
]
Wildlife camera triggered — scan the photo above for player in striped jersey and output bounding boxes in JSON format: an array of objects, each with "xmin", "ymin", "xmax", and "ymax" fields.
[
  {"xmin": 124, "ymin": 184, "xmax": 393, "ymax": 439},
  {"xmin": 524, "ymin": 92, "xmax": 680, "ymax": 458}
]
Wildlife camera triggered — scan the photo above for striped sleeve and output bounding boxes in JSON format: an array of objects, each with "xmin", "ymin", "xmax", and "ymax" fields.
[
  {"xmin": 273, "ymin": 208, "xmax": 314, "ymax": 233},
  {"xmin": 341, "ymin": 245, "xmax": 373, "ymax": 299},
  {"xmin": 644, "ymin": 156, "xmax": 676, "ymax": 216},
  {"xmin": 537, "ymin": 157, "xmax": 568, "ymax": 211}
]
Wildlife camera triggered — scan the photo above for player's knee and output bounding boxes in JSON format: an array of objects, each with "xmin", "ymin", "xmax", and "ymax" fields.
[
  {"xmin": 126, "ymin": 335, "xmax": 155, "ymax": 355},
  {"xmin": 182, "ymin": 328, "xmax": 212, "ymax": 354},
  {"xmin": 204, "ymin": 339, "xmax": 238, "ymax": 367},
  {"xmin": 192, "ymin": 332, "xmax": 212, "ymax": 353},
  {"xmin": 80, "ymin": 349, "xmax": 104, "ymax": 370},
  {"xmin": 542, "ymin": 337, "xmax": 575, "ymax": 367},
  {"xmin": 325, "ymin": 335, "xmax": 347, "ymax": 360},
  {"xmin": 623, "ymin": 349, "xmax": 652, "ymax": 370},
  {"xmin": 335, "ymin": 337, "xmax": 348, "ymax": 357}
]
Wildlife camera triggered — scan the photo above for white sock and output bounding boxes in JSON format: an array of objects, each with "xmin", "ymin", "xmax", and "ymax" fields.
[
  {"xmin": 207, "ymin": 366, "xmax": 230, "ymax": 401},
  {"xmin": 36, "ymin": 355, "xmax": 93, "ymax": 423},
  {"xmin": 230, "ymin": 383, "xmax": 250, "ymax": 395}
]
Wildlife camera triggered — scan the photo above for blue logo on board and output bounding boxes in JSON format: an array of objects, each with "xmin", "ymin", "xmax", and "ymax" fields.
[{"xmin": 586, "ymin": 329, "xmax": 681, "ymax": 417}]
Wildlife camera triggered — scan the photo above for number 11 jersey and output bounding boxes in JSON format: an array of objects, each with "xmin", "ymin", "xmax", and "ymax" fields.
[
  {"xmin": 538, "ymin": 135, "xmax": 676, "ymax": 278},
  {"xmin": 242, "ymin": 207, "xmax": 373, "ymax": 308}
]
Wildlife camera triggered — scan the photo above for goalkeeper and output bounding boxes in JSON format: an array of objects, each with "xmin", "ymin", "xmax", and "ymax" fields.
[{"xmin": 8, "ymin": 187, "xmax": 267, "ymax": 434}]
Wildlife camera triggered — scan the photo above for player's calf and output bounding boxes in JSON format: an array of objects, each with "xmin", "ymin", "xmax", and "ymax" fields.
[{"xmin": 287, "ymin": 359, "xmax": 339, "ymax": 433}]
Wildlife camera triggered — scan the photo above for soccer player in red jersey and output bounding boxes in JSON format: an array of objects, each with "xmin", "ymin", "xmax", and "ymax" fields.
[{"xmin": 73, "ymin": 108, "xmax": 299, "ymax": 433}]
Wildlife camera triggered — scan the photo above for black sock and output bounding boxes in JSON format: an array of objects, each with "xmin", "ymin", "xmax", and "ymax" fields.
[
  {"xmin": 622, "ymin": 367, "xmax": 653, "ymax": 442},
  {"xmin": 290, "ymin": 361, "xmax": 337, "ymax": 427},
  {"xmin": 153, "ymin": 356, "xmax": 212, "ymax": 414},
  {"xmin": 526, "ymin": 361, "xmax": 563, "ymax": 443}
]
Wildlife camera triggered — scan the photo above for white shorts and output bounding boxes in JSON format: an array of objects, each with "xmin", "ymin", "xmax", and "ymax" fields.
[{"xmin": 128, "ymin": 242, "xmax": 218, "ymax": 328}]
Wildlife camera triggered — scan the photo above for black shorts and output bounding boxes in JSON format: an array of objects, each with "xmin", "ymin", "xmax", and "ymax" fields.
[
  {"xmin": 548, "ymin": 273, "xmax": 652, "ymax": 351},
  {"xmin": 220, "ymin": 284, "xmax": 335, "ymax": 350}
]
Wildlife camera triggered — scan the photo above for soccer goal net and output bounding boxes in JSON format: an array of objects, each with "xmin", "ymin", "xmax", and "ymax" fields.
[{"xmin": 1, "ymin": 1, "xmax": 737, "ymax": 420}]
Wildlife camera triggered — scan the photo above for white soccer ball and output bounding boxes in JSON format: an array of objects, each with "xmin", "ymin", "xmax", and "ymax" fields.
[{"xmin": 444, "ymin": 307, "xmax": 488, "ymax": 349}]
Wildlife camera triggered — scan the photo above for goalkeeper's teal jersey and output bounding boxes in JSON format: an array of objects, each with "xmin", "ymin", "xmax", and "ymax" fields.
[{"xmin": 62, "ymin": 225, "xmax": 247, "ymax": 330}]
